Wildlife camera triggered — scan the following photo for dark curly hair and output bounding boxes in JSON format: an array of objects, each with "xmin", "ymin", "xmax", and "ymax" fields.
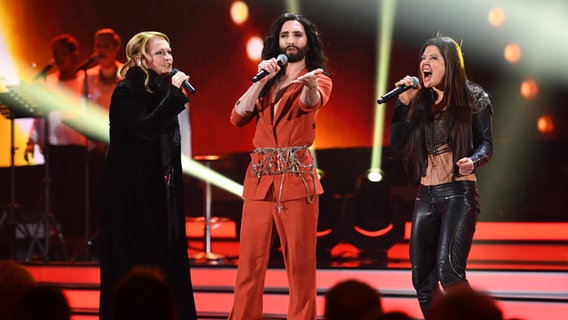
[{"xmin": 260, "ymin": 13, "xmax": 328, "ymax": 95}]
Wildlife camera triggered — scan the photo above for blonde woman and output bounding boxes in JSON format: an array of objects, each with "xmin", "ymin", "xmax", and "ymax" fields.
[{"xmin": 98, "ymin": 31, "xmax": 196, "ymax": 320}]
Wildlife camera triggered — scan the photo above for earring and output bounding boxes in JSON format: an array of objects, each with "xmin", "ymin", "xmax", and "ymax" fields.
[{"xmin": 136, "ymin": 59, "xmax": 141, "ymax": 66}]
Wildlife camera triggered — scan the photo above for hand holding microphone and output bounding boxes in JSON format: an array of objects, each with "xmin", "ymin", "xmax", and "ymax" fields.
[
  {"xmin": 171, "ymin": 68, "xmax": 196, "ymax": 94},
  {"xmin": 377, "ymin": 76, "xmax": 420, "ymax": 104},
  {"xmin": 252, "ymin": 54, "xmax": 288, "ymax": 82}
]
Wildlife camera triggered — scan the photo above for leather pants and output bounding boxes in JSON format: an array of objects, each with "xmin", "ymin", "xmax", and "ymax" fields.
[{"xmin": 409, "ymin": 180, "xmax": 480, "ymax": 317}]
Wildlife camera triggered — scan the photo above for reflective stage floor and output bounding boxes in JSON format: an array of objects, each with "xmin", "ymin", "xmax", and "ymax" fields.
[{"xmin": 19, "ymin": 221, "xmax": 568, "ymax": 320}]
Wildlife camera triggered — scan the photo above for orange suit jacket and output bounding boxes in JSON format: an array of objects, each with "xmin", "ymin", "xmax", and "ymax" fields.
[{"xmin": 231, "ymin": 69, "xmax": 333, "ymax": 202}]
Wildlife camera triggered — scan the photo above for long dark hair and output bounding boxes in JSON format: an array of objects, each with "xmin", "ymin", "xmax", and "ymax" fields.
[
  {"xmin": 260, "ymin": 13, "xmax": 328, "ymax": 96},
  {"xmin": 404, "ymin": 36, "xmax": 474, "ymax": 181}
]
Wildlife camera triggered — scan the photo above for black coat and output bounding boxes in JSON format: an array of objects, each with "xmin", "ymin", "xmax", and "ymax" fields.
[{"xmin": 98, "ymin": 67, "xmax": 197, "ymax": 320}]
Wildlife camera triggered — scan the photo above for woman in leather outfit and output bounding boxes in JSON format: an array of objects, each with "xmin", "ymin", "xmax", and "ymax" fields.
[{"xmin": 389, "ymin": 36, "xmax": 493, "ymax": 318}]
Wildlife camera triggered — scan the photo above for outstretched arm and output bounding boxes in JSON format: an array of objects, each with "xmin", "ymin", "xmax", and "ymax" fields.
[{"xmin": 292, "ymin": 68, "xmax": 324, "ymax": 107}]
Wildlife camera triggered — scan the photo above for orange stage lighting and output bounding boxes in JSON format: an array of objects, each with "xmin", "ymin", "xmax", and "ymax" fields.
[
  {"xmin": 504, "ymin": 43, "xmax": 522, "ymax": 64},
  {"xmin": 246, "ymin": 36, "xmax": 263, "ymax": 62},
  {"xmin": 537, "ymin": 114, "xmax": 554, "ymax": 135},
  {"xmin": 520, "ymin": 78, "xmax": 538, "ymax": 99},
  {"xmin": 488, "ymin": 7, "xmax": 506, "ymax": 27},
  {"xmin": 230, "ymin": 1, "xmax": 249, "ymax": 26}
]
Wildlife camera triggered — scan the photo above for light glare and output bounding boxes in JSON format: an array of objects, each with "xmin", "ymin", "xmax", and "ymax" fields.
[
  {"xmin": 504, "ymin": 43, "xmax": 522, "ymax": 64},
  {"xmin": 520, "ymin": 79, "xmax": 538, "ymax": 99},
  {"xmin": 366, "ymin": 170, "xmax": 383, "ymax": 182},
  {"xmin": 246, "ymin": 36, "xmax": 263, "ymax": 62},
  {"xmin": 537, "ymin": 114, "xmax": 554, "ymax": 135},
  {"xmin": 181, "ymin": 155, "xmax": 243, "ymax": 197},
  {"xmin": 230, "ymin": 1, "xmax": 249, "ymax": 26},
  {"xmin": 488, "ymin": 7, "xmax": 506, "ymax": 27}
]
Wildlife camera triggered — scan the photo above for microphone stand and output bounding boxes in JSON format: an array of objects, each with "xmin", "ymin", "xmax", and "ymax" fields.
[
  {"xmin": 1, "ymin": 83, "xmax": 67, "ymax": 262},
  {"xmin": 33, "ymin": 60, "xmax": 55, "ymax": 82},
  {"xmin": 25, "ymin": 104, "xmax": 68, "ymax": 262},
  {"xmin": 83, "ymin": 68, "xmax": 92, "ymax": 261},
  {"xmin": 72, "ymin": 69, "xmax": 94, "ymax": 262},
  {"xmin": 0, "ymin": 96, "xmax": 33, "ymax": 259}
]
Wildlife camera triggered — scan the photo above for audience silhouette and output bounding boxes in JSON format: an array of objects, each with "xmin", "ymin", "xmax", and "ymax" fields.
[
  {"xmin": 0, "ymin": 260, "xmax": 36, "ymax": 320},
  {"xmin": 325, "ymin": 279, "xmax": 384, "ymax": 320},
  {"xmin": 427, "ymin": 284, "xmax": 503, "ymax": 320},
  {"xmin": 110, "ymin": 265, "xmax": 177, "ymax": 320},
  {"xmin": 12, "ymin": 285, "xmax": 71, "ymax": 320}
]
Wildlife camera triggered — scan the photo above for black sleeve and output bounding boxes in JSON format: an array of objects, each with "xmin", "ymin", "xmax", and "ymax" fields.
[
  {"xmin": 390, "ymin": 99, "xmax": 411, "ymax": 151},
  {"xmin": 112, "ymin": 82, "xmax": 187, "ymax": 140},
  {"xmin": 470, "ymin": 100, "xmax": 493, "ymax": 171}
]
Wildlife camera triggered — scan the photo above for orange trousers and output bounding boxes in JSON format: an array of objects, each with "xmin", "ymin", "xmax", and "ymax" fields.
[{"xmin": 229, "ymin": 195, "xmax": 319, "ymax": 320}]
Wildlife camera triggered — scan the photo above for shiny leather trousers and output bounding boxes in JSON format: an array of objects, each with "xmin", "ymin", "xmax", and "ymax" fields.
[{"xmin": 410, "ymin": 180, "xmax": 480, "ymax": 318}]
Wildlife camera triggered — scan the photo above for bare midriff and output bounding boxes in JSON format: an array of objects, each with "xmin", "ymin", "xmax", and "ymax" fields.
[{"xmin": 421, "ymin": 144, "xmax": 476, "ymax": 186}]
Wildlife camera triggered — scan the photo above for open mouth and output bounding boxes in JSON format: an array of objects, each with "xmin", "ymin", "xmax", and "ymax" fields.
[{"xmin": 423, "ymin": 69, "xmax": 432, "ymax": 82}]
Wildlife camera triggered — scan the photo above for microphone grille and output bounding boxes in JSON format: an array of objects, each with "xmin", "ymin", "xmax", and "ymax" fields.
[
  {"xmin": 277, "ymin": 54, "xmax": 288, "ymax": 65},
  {"xmin": 411, "ymin": 76, "xmax": 420, "ymax": 88}
]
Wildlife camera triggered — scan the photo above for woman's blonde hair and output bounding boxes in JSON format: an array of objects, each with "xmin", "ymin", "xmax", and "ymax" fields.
[{"xmin": 119, "ymin": 31, "xmax": 170, "ymax": 92}]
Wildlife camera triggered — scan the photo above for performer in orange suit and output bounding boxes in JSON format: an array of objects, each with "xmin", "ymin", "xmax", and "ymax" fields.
[{"xmin": 228, "ymin": 13, "xmax": 332, "ymax": 320}]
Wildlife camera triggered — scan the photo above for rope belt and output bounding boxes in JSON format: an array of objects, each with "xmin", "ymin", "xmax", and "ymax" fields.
[{"xmin": 251, "ymin": 145, "xmax": 317, "ymax": 211}]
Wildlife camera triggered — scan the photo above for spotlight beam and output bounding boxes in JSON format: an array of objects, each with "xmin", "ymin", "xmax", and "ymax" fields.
[
  {"xmin": 9, "ymin": 84, "xmax": 244, "ymax": 197},
  {"xmin": 284, "ymin": 0, "xmax": 301, "ymax": 14},
  {"xmin": 181, "ymin": 155, "xmax": 243, "ymax": 197},
  {"xmin": 370, "ymin": 0, "xmax": 397, "ymax": 174}
]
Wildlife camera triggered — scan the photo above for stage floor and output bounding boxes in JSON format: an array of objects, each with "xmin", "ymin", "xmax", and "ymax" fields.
[{"xmin": 18, "ymin": 221, "xmax": 568, "ymax": 320}]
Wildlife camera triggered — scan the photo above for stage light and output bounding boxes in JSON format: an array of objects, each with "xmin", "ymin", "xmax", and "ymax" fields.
[
  {"xmin": 520, "ymin": 78, "xmax": 538, "ymax": 100},
  {"xmin": 0, "ymin": 81, "xmax": 245, "ymax": 197},
  {"xmin": 0, "ymin": 43, "xmax": 19, "ymax": 86},
  {"xmin": 181, "ymin": 155, "xmax": 243, "ymax": 197},
  {"xmin": 369, "ymin": 0, "xmax": 396, "ymax": 181},
  {"xmin": 0, "ymin": 30, "xmax": 32, "ymax": 167},
  {"xmin": 537, "ymin": 114, "xmax": 554, "ymax": 135},
  {"xmin": 230, "ymin": 1, "xmax": 249, "ymax": 26},
  {"xmin": 246, "ymin": 36, "xmax": 263, "ymax": 62},
  {"xmin": 341, "ymin": 171, "xmax": 404, "ymax": 265},
  {"xmin": 504, "ymin": 43, "xmax": 522, "ymax": 64},
  {"xmin": 488, "ymin": 7, "xmax": 506, "ymax": 27},
  {"xmin": 366, "ymin": 169, "xmax": 383, "ymax": 183},
  {"xmin": 387, "ymin": 1, "xmax": 568, "ymax": 82},
  {"xmin": 284, "ymin": 0, "xmax": 300, "ymax": 14}
]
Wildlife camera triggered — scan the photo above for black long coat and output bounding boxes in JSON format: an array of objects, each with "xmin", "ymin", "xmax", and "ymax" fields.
[{"xmin": 98, "ymin": 67, "xmax": 197, "ymax": 320}]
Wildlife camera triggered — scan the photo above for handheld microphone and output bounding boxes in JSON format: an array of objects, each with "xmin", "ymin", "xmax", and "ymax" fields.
[
  {"xmin": 171, "ymin": 68, "xmax": 196, "ymax": 94},
  {"xmin": 252, "ymin": 54, "xmax": 288, "ymax": 83},
  {"xmin": 75, "ymin": 54, "xmax": 100, "ymax": 72},
  {"xmin": 377, "ymin": 76, "xmax": 420, "ymax": 104},
  {"xmin": 33, "ymin": 59, "xmax": 56, "ymax": 81}
]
